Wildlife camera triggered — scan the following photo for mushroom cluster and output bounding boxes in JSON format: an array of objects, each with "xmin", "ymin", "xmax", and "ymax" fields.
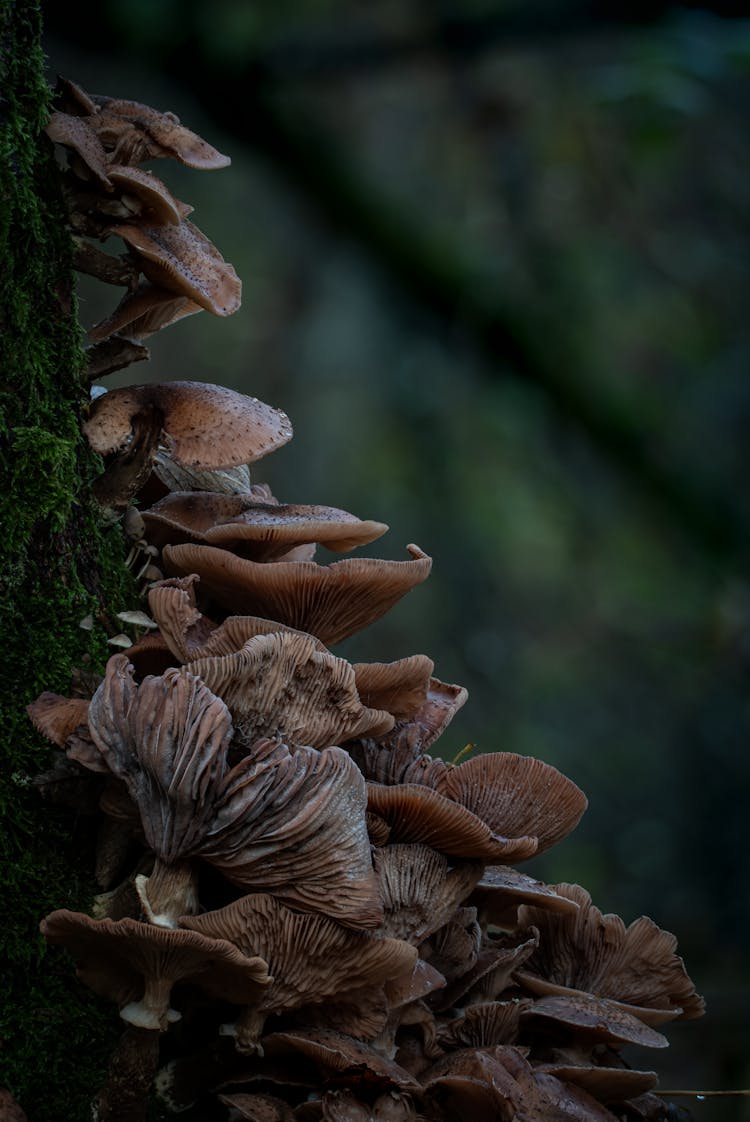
[{"xmin": 31, "ymin": 83, "xmax": 703, "ymax": 1122}]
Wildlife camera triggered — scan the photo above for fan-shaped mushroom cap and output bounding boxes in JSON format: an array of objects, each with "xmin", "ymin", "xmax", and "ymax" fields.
[
  {"xmin": 87, "ymin": 654, "xmax": 232, "ymax": 861},
  {"xmin": 199, "ymin": 738, "xmax": 382, "ymax": 928},
  {"xmin": 532, "ymin": 1062, "xmax": 658, "ymax": 1103},
  {"xmin": 45, "ymin": 110, "xmax": 111, "ymax": 186},
  {"xmin": 423, "ymin": 1046, "xmax": 621, "ymax": 1122},
  {"xmin": 435, "ymin": 754, "xmax": 588, "ymax": 858},
  {"xmin": 142, "ymin": 492, "xmax": 388, "ymax": 558},
  {"xmin": 471, "ymin": 867, "xmax": 582, "ymax": 928},
  {"xmin": 261, "ymin": 1031, "xmax": 422, "ymax": 1095},
  {"xmin": 374, "ymin": 844, "xmax": 482, "ymax": 943},
  {"xmin": 367, "ymin": 783, "xmax": 538, "ymax": 862},
  {"xmin": 110, "ymin": 219, "xmax": 241, "ymax": 315},
  {"xmin": 432, "ymin": 931, "xmax": 540, "ymax": 1012},
  {"xmin": 520, "ymin": 995, "xmax": 669, "ymax": 1049},
  {"xmin": 438, "ymin": 999, "xmax": 531, "ymax": 1049},
  {"xmin": 425, "ymin": 906, "xmax": 482, "ymax": 982},
  {"xmin": 163, "ymin": 544, "xmax": 432, "ymax": 646},
  {"xmin": 40, "ymin": 910, "xmax": 270, "ymax": 1030},
  {"xmin": 90, "ymin": 95, "xmax": 232, "ymax": 169},
  {"xmin": 350, "ymin": 657, "xmax": 434, "ymax": 721},
  {"xmin": 107, "ymin": 165, "xmax": 184, "ymax": 224},
  {"xmin": 84, "ymin": 381, "xmax": 292, "ymax": 470},
  {"xmin": 515, "ymin": 884, "xmax": 705, "ymax": 1024},
  {"xmin": 89, "ymin": 283, "xmax": 201, "ymax": 344},
  {"xmin": 185, "ymin": 632, "xmax": 394, "ymax": 748},
  {"xmin": 182, "ymin": 893, "xmax": 416, "ymax": 1053},
  {"xmin": 27, "ymin": 692, "xmax": 89, "ymax": 747}
]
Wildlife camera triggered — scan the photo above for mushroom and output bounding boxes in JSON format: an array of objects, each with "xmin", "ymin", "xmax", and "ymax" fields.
[
  {"xmin": 218, "ymin": 1092, "xmax": 295, "ymax": 1121},
  {"xmin": 531, "ymin": 1061, "xmax": 658, "ymax": 1104},
  {"xmin": 45, "ymin": 110, "xmax": 111, "ymax": 186},
  {"xmin": 83, "ymin": 380, "xmax": 293, "ymax": 471},
  {"xmin": 86, "ymin": 654, "xmax": 233, "ymax": 924},
  {"xmin": 181, "ymin": 893, "xmax": 417, "ymax": 1053},
  {"xmin": 109, "ymin": 219, "xmax": 241, "ymax": 316},
  {"xmin": 142, "ymin": 492, "xmax": 388, "ymax": 559},
  {"xmin": 430, "ymin": 930, "xmax": 540, "ymax": 1013},
  {"xmin": 185, "ymin": 632, "xmax": 395, "ymax": 749},
  {"xmin": 374, "ymin": 844, "xmax": 483, "ymax": 944},
  {"xmin": 88, "ymin": 94, "xmax": 232, "ymax": 169},
  {"xmin": 470, "ymin": 867, "xmax": 582, "ymax": 929},
  {"xmin": 161, "ymin": 544, "xmax": 432, "ymax": 646},
  {"xmin": 106, "ymin": 165, "xmax": 186, "ymax": 225},
  {"xmin": 260, "ymin": 1031, "xmax": 422, "ymax": 1097},
  {"xmin": 514, "ymin": 884, "xmax": 705, "ymax": 1025},
  {"xmin": 437, "ymin": 999, "xmax": 532, "ymax": 1050},
  {"xmin": 424, "ymin": 906, "xmax": 482, "ymax": 983},
  {"xmin": 89, "ymin": 283, "xmax": 202, "ymax": 344},
  {"xmin": 367, "ymin": 783, "xmax": 538, "ymax": 862}
]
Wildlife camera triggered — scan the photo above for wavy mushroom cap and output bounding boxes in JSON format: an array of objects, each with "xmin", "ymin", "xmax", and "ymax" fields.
[
  {"xmin": 431, "ymin": 930, "xmax": 540, "ymax": 1012},
  {"xmin": 89, "ymin": 283, "xmax": 202, "ymax": 344},
  {"xmin": 367, "ymin": 783, "xmax": 538, "ymax": 862},
  {"xmin": 350, "ymin": 656, "xmax": 434, "ymax": 721},
  {"xmin": 162, "ymin": 544, "xmax": 432, "ymax": 646},
  {"xmin": 40, "ymin": 910, "xmax": 270, "ymax": 1031},
  {"xmin": 84, "ymin": 381, "xmax": 292, "ymax": 470},
  {"xmin": 470, "ymin": 866, "xmax": 582, "ymax": 928},
  {"xmin": 106, "ymin": 165, "xmax": 185, "ymax": 225},
  {"xmin": 434, "ymin": 753, "xmax": 588, "ymax": 857},
  {"xmin": 261, "ymin": 1031, "xmax": 422, "ymax": 1096},
  {"xmin": 27, "ymin": 692, "xmax": 90, "ymax": 747},
  {"xmin": 181, "ymin": 893, "xmax": 416, "ymax": 1051},
  {"xmin": 425, "ymin": 906, "xmax": 482, "ymax": 982},
  {"xmin": 532, "ymin": 1062, "xmax": 658, "ymax": 1104},
  {"xmin": 515, "ymin": 883, "xmax": 705, "ymax": 1024},
  {"xmin": 109, "ymin": 219, "xmax": 240, "ymax": 315},
  {"xmin": 45, "ymin": 110, "xmax": 111, "ymax": 185},
  {"xmin": 185, "ymin": 632, "xmax": 394, "ymax": 748},
  {"xmin": 520, "ymin": 994, "xmax": 669, "ymax": 1049},
  {"xmin": 90, "ymin": 94, "xmax": 232, "ymax": 169},
  {"xmin": 437, "ymin": 999, "xmax": 531, "ymax": 1050},
  {"xmin": 374, "ymin": 844, "xmax": 482, "ymax": 943},
  {"xmin": 199, "ymin": 738, "xmax": 382, "ymax": 929},
  {"xmin": 143, "ymin": 492, "xmax": 388, "ymax": 558}
]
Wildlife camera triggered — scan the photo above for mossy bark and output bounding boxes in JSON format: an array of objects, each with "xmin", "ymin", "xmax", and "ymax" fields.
[{"xmin": 0, "ymin": 3, "xmax": 138, "ymax": 1118}]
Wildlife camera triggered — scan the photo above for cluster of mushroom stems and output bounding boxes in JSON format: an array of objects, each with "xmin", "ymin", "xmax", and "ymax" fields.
[{"xmin": 23, "ymin": 81, "xmax": 705, "ymax": 1122}]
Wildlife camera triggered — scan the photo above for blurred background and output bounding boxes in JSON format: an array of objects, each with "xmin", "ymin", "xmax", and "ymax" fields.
[{"xmin": 43, "ymin": 1, "xmax": 749, "ymax": 1113}]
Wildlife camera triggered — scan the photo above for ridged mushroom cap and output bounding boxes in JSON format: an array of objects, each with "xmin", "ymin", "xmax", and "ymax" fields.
[
  {"xmin": 374, "ymin": 844, "xmax": 482, "ymax": 943},
  {"xmin": 218, "ymin": 1093, "xmax": 294, "ymax": 1122},
  {"xmin": 89, "ymin": 283, "xmax": 201, "ymax": 344},
  {"xmin": 515, "ymin": 883, "xmax": 705, "ymax": 1024},
  {"xmin": 84, "ymin": 381, "xmax": 292, "ymax": 470},
  {"xmin": 40, "ymin": 910, "xmax": 270, "ymax": 1030},
  {"xmin": 162, "ymin": 544, "xmax": 432, "ymax": 646},
  {"xmin": 367, "ymin": 783, "xmax": 538, "ymax": 862},
  {"xmin": 109, "ymin": 219, "xmax": 241, "ymax": 315},
  {"xmin": 437, "ymin": 1000, "xmax": 531, "ymax": 1050},
  {"xmin": 27, "ymin": 693, "xmax": 89, "ymax": 748},
  {"xmin": 181, "ymin": 893, "xmax": 416, "ymax": 1050},
  {"xmin": 431, "ymin": 931, "xmax": 540, "ymax": 1012},
  {"xmin": 435, "ymin": 754, "xmax": 588, "ymax": 857},
  {"xmin": 142, "ymin": 492, "xmax": 388, "ymax": 558},
  {"xmin": 199, "ymin": 738, "xmax": 382, "ymax": 928},
  {"xmin": 184, "ymin": 632, "xmax": 394, "ymax": 748}
]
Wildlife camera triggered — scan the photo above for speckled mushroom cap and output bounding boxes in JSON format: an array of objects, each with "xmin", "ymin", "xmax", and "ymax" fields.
[
  {"xmin": 40, "ymin": 910, "xmax": 271, "ymax": 1031},
  {"xmin": 514, "ymin": 883, "xmax": 705, "ymax": 1025},
  {"xmin": 181, "ymin": 893, "xmax": 416, "ymax": 1051},
  {"xmin": 141, "ymin": 491, "xmax": 389, "ymax": 558},
  {"xmin": 83, "ymin": 381, "xmax": 293, "ymax": 470},
  {"xmin": 45, "ymin": 110, "xmax": 111, "ymax": 185},
  {"xmin": 367, "ymin": 782, "xmax": 538, "ymax": 862},
  {"xmin": 162, "ymin": 543, "xmax": 432, "ymax": 646},
  {"xmin": 198, "ymin": 737, "xmax": 382, "ymax": 929},
  {"xmin": 519, "ymin": 994, "xmax": 669, "ymax": 1049},
  {"xmin": 105, "ymin": 165, "xmax": 186, "ymax": 225},
  {"xmin": 374, "ymin": 844, "xmax": 482, "ymax": 944},
  {"xmin": 184, "ymin": 632, "xmax": 395, "ymax": 748},
  {"xmin": 261, "ymin": 1031, "xmax": 422, "ymax": 1096},
  {"xmin": 109, "ymin": 220, "xmax": 241, "ymax": 315},
  {"xmin": 531, "ymin": 1062, "xmax": 658, "ymax": 1104},
  {"xmin": 470, "ymin": 867, "xmax": 582, "ymax": 928},
  {"xmin": 89, "ymin": 94, "xmax": 232, "ymax": 169}
]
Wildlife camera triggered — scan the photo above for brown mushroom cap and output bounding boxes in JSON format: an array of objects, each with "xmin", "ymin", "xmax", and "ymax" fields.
[
  {"xmin": 425, "ymin": 906, "xmax": 482, "ymax": 982},
  {"xmin": 90, "ymin": 95, "xmax": 232, "ymax": 169},
  {"xmin": 437, "ymin": 999, "xmax": 532, "ymax": 1049},
  {"xmin": 109, "ymin": 219, "xmax": 241, "ymax": 316},
  {"xmin": 181, "ymin": 893, "xmax": 416, "ymax": 1051},
  {"xmin": 162, "ymin": 544, "xmax": 432, "ymax": 646},
  {"xmin": 27, "ymin": 692, "xmax": 90, "ymax": 747},
  {"xmin": 89, "ymin": 283, "xmax": 202, "ymax": 344},
  {"xmin": 515, "ymin": 883, "xmax": 705, "ymax": 1024},
  {"xmin": 470, "ymin": 866, "xmax": 582, "ymax": 928},
  {"xmin": 367, "ymin": 782, "xmax": 538, "ymax": 862},
  {"xmin": 107, "ymin": 165, "xmax": 184, "ymax": 225},
  {"xmin": 435, "ymin": 754, "xmax": 588, "ymax": 857},
  {"xmin": 199, "ymin": 738, "xmax": 382, "ymax": 929},
  {"xmin": 40, "ymin": 910, "xmax": 270, "ymax": 1031},
  {"xmin": 84, "ymin": 381, "xmax": 293, "ymax": 470},
  {"xmin": 374, "ymin": 844, "xmax": 482, "ymax": 943},
  {"xmin": 45, "ymin": 110, "xmax": 111, "ymax": 186},
  {"xmin": 185, "ymin": 632, "xmax": 394, "ymax": 748},
  {"xmin": 520, "ymin": 995, "xmax": 669, "ymax": 1049},
  {"xmin": 218, "ymin": 1093, "xmax": 295, "ymax": 1122},
  {"xmin": 261, "ymin": 1031, "xmax": 422, "ymax": 1095},
  {"xmin": 431, "ymin": 930, "xmax": 540, "ymax": 1012},
  {"xmin": 532, "ymin": 1063, "xmax": 658, "ymax": 1103},
  {"xmin": 142, "ymin": 492, "xmax": 388, "ymax": 558},
  {"xmin": 350, "ymin": 656, "xmax": 434, "ymax": 721}
]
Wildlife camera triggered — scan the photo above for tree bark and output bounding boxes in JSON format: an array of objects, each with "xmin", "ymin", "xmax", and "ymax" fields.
[{"xmin": 0, "ymin": 3, "xmax": 136, "ymax": 1117}]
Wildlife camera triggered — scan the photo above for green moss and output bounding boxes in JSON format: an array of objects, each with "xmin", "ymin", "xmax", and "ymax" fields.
[{"xmin": 0, "ymin": 2, "xmax": 139, "ymax": 1117}]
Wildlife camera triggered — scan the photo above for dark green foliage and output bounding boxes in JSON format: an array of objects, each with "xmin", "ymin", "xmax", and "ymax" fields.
[{"xmin": 0, "ymin": 2, "xmax": 138, "ymax": 1117}]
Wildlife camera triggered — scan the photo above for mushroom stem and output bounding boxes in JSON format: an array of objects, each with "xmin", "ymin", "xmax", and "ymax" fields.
[
  {"xmin": 135, "ymin": 858, "xmax": 198, "ymax": 928},
  {"xmin": 120, "ymin": 974, "xmax": 180, "ymax": 1031},
  {"xmin": 230, "ymin": 1006, "xmax": 268, "ymax": 1056},
  {"xmin": 93, "ymin": 1026, "xmax": 160, "ymax": 1122}
]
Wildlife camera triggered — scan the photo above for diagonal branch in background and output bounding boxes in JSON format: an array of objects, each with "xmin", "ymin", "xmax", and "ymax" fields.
[{"xmin": 159, "ymin": 54, "xmax": 749, "ymax": 565}]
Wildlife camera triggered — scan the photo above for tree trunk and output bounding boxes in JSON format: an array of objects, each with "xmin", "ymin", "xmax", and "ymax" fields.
[{"xmin": 0, "ymin": 3, "xmax": 136, "ymax": 1117}]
